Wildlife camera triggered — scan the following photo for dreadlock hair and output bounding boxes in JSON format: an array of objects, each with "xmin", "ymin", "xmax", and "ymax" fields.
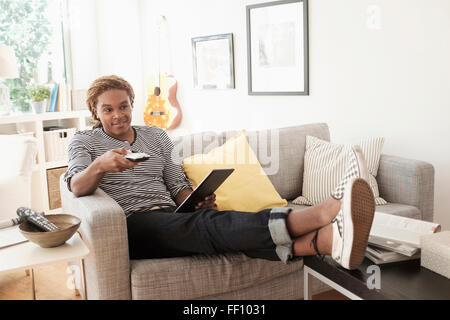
[{"xmin": 86, "ymin": 75, "xmax": 135, "ymax": 129}]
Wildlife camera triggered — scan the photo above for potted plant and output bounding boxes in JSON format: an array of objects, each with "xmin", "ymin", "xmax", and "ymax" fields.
[{"xmin": 27, "ymin": 85, "xmax": 51, "ymax": 113}]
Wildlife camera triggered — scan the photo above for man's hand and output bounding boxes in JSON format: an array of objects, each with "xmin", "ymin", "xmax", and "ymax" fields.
[
  {"xmin": 70, "ymin": 148, "xmax": 141, "ymax": 197},
  {"xmin": 174, "ymin": 189, "xmax": 217, "ymax": 211},
  {"xmin": 95, "ymin": 148, "xmax": 141, "ymax": 173},
  {"xmin": 195, "ymin": 193, "xmax": 217, "ymax": 210}
]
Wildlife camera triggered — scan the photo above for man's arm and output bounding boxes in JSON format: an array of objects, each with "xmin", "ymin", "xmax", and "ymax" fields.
[
  {"xmin": 70, "ymin": 148, "xmax": 140, "ymax": 197},
  {"xmin": 157, "ymin": 129, "xmax": 216, "ymax": 210},
  {"xmin": 70, "ymin": 160, "xmax": 105, "ymax": 197},
  {"xmin": 174, "ymin": 188, "xmax": 217, "ymax": 210},
  {"xmin": 174, "ymin": 188, "xmax": 193, "ymax": 206}
]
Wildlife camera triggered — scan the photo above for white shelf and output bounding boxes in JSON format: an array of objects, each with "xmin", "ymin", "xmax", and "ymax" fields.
[
  {"xmin": 45, "ymin": 160, "xmax": 68, "ymax": 170},
  {"xmin": 0, "ymin": 110, "xmax": 90, "ymax": 125},
  {"xmin": 0, "ymin": 232, "xmax": 89, "ymax": 274}
]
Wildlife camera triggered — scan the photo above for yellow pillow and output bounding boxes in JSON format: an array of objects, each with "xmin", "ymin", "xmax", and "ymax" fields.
[{"xmin": 181, "ymin": 130, "xmax": 287, "ymax": 212}]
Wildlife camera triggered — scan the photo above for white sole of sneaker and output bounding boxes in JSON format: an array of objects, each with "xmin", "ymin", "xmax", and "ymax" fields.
[{"xmin": 341, "ymin": 178, "xmax": 375, "ymax": 270}]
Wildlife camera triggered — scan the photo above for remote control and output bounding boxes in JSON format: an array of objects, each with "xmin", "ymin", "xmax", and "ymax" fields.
[
  {"xmin": 16, "ymin": 207, "xmax": 44, "ymax": 221},
  {"xmin": 125, "ymin": 152, "xmax": 150, "ymax": 162},
  {"xmin": 26, "ymin": 214, "xmax": 60, "ymax": 232},
  {"xmin": 16, "ymin": 207, "xmax": 60, "ymax": 232}
]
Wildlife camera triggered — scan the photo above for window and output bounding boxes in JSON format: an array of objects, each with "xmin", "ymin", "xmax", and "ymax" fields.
[{"xmin": 0, "ymin": 0, "xmax": 69, "ymax": 113}]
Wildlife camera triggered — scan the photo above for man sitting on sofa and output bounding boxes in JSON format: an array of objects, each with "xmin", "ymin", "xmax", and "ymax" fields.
[{"xmin": 64, "ymin": 75, "xmax": 376, "ymax": 271}]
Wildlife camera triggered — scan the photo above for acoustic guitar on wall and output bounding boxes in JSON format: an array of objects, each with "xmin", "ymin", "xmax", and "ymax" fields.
[{"xmin": 144, "ymin": 16, "xmax": 182, "ymax": 130}]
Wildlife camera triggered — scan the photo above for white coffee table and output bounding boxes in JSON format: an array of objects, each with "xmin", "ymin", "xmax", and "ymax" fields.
[{"xmin": 0, "ymin": 231, "xmax": 89, "ymax": 299}]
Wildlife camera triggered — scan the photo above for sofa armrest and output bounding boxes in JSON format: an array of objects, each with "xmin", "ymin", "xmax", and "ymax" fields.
[
  {"xmin": 377, "ymin": 154, "xmax": 435, "ymax": 222},
  {"xmin": 60, "ymin": 176, "xmax": 131, "ymax": 300}
]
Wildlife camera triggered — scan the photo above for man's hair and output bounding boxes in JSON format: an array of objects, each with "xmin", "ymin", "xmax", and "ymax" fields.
[{"xmin": 86, "ymin": 75, "xmax": 135, "ymax": 129}]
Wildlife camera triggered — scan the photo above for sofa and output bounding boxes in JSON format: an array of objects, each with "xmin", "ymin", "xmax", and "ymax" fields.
[{"xmin": 60, "ymin": 123, "xmax": 435, "ymax": 300}]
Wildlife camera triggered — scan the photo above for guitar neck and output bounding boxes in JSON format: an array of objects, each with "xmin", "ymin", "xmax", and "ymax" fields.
[
  {"xmin": 155, "ymin": 15, "xmax": 169, "ymax": 89},
  {"xmin": 155, "ymin": 20, "xmax": 161, "ymax": 93}
]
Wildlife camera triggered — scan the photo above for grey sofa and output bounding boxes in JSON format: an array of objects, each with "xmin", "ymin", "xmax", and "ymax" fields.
[{"xmin": 60, "ymin": 123, "xmax": 435, "ymax": 300}]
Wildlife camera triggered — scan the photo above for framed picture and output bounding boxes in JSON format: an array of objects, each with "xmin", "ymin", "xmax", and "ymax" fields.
[
  {"xmin": 192, "ymin": 33, "xmax": 235, "ymax": 89},
  {"xmin": 246, "ymin": 0, "xmax": 309, "ymax": 95}
]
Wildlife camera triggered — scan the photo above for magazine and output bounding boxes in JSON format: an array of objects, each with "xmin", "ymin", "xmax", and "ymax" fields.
[
  {"xmin": 368, "ymin": 235, "xmax": 419, "ymax": 256},
  {"xmin": 365, "ymin": 245, "xmax": 421, "ymax": 265},
  {"xmin": 0, "ymin": 217, "xmax": 21, "ymax": 230},
  {"xmin": 369, "ymin": 211, "xmax": 441, "ymax": 250},
  {"xmin": 0, "ymin": 225, "xmax": 28, "ymax": 249}
]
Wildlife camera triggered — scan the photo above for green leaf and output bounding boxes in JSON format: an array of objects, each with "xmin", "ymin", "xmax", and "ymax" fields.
[{"xmin": 1, "ymin": 0, "xmax": 54, "ymax": 113}]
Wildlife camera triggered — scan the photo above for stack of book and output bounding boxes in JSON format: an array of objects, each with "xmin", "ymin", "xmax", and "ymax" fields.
[
  {"xmin": 45, "ymin": 82, "xmax": 73, "ymax": 112},
  {"xmin": 366, "ymin": 212, "xmax": 441, "ymax": 264},
  {"xmin": 47, "ymin": 82, "xmax": 59, "ymax": 112}
]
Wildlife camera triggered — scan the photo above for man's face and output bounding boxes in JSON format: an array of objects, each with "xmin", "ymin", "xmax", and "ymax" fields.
[{"xmin": 95, "ymin": 89, "xmax": 133, "ymax": 140}]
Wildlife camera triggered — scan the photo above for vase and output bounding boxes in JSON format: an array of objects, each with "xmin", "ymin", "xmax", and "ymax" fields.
[{"xmin": 31, "ymin": 100, "xmax": 47, "ymax": 114}]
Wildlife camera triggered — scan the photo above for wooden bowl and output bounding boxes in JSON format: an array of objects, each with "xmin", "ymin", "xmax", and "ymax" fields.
[{"xmin": 19, "ymin": 214, "xmax": 81, "ymax": 248}]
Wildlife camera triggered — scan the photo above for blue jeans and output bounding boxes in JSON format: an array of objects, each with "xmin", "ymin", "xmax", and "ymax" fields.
[{"xmin": 126, "ymin": 207, "xmax": 296, "ymax": 263}]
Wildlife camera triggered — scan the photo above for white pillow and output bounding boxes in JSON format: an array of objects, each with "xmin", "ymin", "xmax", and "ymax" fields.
[{"xmin": 293, "ymin": 136, "xmax": 387, "ymax": 206}]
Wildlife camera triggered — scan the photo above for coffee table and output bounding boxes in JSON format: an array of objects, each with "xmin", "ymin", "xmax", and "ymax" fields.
[
  {"xmin": 0, "ymin": 231, "xmax": 89, "ymax": 299},
  {"xmin": 303, "ymin": 256, "xmax": 450, "ymax": 300}
]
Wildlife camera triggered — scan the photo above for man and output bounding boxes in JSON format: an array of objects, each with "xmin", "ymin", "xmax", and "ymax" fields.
[{"xmin": 64, "ymin": 75, "xmax": 375, "ymax": 270}]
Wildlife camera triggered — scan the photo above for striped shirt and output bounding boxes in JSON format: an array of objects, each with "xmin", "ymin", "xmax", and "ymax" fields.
[{"xmin": 63, "ymin": 126, "xmax": 192, "ymax": 217}]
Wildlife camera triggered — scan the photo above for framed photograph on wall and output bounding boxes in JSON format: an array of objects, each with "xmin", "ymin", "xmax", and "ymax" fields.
[
  {"xmin": 192, "ymin": 33, "xmax": 235, "ymax": 89},
  {"xmin": 246, "ymin": 0, "xmax": 309, "ymax": 95}
]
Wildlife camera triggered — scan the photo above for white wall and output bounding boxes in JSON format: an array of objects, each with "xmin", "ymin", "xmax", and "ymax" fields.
[
  {"xmin": 137, "ymin": 0, "xmax": 450, "ymax": 229},
  {"xmin": 68, "ymin": 0, "xmax": 145, "ymax": 117},
  {"xmin": 68, "ymin": 0, "xmax": 450, "ymax": 230}
]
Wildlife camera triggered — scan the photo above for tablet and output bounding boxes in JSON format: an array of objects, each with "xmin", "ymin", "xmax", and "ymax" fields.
[{"xmin": 175, "ymin": 168, "xmax": 234, "ymax": 213}]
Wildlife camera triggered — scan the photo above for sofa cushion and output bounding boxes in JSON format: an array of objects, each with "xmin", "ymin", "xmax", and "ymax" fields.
[
  {"xmin": 287, "ymin": 201, "xmax": 421, "ymax": 220},
  {"xmin": 202, "ymin": 270, "xmax": 330, "ymax": 299},
  {"xmin": 223, "ymin": 123, "xmax": 330, "ymax": 200},
  {"xmin": 293, "ymin": 136, "xmax": 387, "ymax": 206},
  {"xmin": 130, "ymin": 253, "xmax": 303, "ymax": 300},
  {"xmin": 374, "ymin": 203, "xmax": 421, "ymax": 220},
  {"xmin": 182, "ymin": 130, "xmax": 287, "ymax": 211}
]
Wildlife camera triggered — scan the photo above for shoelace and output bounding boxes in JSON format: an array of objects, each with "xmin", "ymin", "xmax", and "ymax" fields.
[{"xmin": 332, "ymin": 213, "xmax": 344, "ymax": 238}]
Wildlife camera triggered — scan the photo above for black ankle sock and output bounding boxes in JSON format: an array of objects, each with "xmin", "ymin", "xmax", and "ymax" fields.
[{"xmin": 310, "ymin": 228, "xmax": 325, "ymax": 260}]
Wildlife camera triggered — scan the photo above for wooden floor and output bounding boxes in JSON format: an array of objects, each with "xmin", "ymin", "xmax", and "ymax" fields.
[
  {"xmin": 0, "ymin": 262, "xmax": 81, "ymax": 300},
  {"xmin": 0, "ymin": 262, "xmax": 348, "ymax": 300},
  {"xmin": 307, "ymin": 289, "xmax": 349, "ymax": 300}
]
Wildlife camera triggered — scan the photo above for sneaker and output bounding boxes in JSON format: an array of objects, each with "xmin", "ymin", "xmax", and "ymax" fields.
[
  {"xmin": 331, "ymin": 146, "xmax": 370, "ymax": 200},
  {"xmin": 331, "ymin": 177, "xmax": 375, "ymax": 270}
]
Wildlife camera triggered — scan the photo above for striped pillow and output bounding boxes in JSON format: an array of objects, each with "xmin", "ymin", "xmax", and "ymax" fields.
[{"xmin": 293, "ymin": 136, "xmax": 387, "ymax": 206}]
